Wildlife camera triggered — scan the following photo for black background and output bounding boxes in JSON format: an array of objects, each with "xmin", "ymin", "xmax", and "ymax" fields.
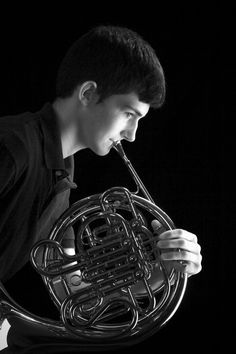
[{"xmin": 0, "ymin": 7, "xmax": 226, "ymax": 353}]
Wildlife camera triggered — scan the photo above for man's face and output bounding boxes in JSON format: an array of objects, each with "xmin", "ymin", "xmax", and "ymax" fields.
[{"xmin": 81, "ymin": 92, "xmax": 150, "ymax": 156}]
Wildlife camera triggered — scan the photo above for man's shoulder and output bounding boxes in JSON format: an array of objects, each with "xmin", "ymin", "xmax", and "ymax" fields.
[
  {"xmin": 0, "ymin": 102, "xmax": 58, "ymax": 171},
  {"xmin": 0, "ymin": 109, "xmax": 42, "ymax": 170},
  {"xmin": 0, "ymin": 109, "xmax": 40, "ymax": 132},
  {"xmin": 0, "ymin": 131, "xmax": 28, "ymax": 174}
]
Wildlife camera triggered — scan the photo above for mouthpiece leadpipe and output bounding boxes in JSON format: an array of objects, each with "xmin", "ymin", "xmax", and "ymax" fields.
[{"xmin": 113, "ymin": 141, "xmax": 155, "ymax": 204}]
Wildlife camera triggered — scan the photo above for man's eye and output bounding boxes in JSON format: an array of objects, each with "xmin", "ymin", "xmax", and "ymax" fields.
[{"xmin": 125, "ymin": 112, "xmax": 134, "ymax": 119}]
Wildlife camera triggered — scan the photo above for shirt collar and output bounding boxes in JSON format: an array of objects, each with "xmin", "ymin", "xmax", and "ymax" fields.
[{"xmin": 38, "ymin": 102, "xmax": 65, "ymax": 170}]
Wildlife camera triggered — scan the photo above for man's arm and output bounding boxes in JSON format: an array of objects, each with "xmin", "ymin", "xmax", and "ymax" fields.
[{"xmin": 0, "ymin": 142, "xmax": 16, "ymax": 198}]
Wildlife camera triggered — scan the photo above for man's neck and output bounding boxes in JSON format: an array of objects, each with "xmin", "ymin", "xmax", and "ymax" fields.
[{"xmin": 52, "ymin": 98, "xmax": 86, "ymax": 159}]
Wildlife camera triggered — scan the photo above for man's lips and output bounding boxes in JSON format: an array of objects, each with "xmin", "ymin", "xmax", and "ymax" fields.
[
  {"xmin": 109, "ymin": 139, "xmax": 120, "ymax": 145},
  {"xmin": 109, "ymin": 139, "xmax": 114, "ymax": 147}
]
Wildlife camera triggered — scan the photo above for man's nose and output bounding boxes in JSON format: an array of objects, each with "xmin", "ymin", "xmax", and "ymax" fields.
[{"xmin": 121, "ymin": 121, "xmax": 138, "ymax": 142}]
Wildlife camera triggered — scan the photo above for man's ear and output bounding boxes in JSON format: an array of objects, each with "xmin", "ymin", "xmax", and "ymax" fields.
[{"xmin": 78, "ymin": 81, "xmax": 98, "ymax": 106}]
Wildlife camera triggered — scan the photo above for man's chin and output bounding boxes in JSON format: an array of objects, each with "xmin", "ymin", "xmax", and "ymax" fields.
[{"xmin": 90, "ymin": 145, "xmax": 111, "ymax": 157}]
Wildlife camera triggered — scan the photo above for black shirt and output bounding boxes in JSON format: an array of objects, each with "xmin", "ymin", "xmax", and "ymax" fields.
[{"xmin": 0, "ymin": 103, "xmax": 77, "ymax": 282}]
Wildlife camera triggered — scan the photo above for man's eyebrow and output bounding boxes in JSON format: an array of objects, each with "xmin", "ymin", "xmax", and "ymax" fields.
[{"xmin": 123, "ymin": 105, "xmax": 143, "ymax": 117}]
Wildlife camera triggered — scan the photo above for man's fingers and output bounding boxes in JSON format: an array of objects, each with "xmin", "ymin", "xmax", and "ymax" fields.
[
  {"xmin": 153, "ymin": 227, "xmax": 198, "ymax": 243},
  {"xmin": 167, "ymin": 261, "xmax": 202, "ymax": 275},
  {"xmin": 157, "ymin": 239, "xmax": 201, "ymax": 255},
  {"xmin": 151, "ymin": 220, "xmax": 202, "ymax": 276},
  {"xmin": 160, "ymin": 250, "xmax": 201, "ymax": 264}
]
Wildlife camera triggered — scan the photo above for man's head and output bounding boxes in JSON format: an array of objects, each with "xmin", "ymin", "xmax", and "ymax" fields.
[{"xmin": 55, "ymin": 26, "xmax": 165, "ymax": 156}]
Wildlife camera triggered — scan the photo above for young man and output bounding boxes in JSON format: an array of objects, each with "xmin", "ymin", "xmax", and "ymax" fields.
[{"xmin": 0, "ymin": 26, "xmax": 202, "ymax": 353}]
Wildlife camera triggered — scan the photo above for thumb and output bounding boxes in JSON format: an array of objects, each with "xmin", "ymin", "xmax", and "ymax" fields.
[
  {"xmin": 151, "ymin": 219, "xmax": 162, "ymax": 231},
  {"xmin": 151, "ymin": 219, "xmax": 167, "ymax": 236}
]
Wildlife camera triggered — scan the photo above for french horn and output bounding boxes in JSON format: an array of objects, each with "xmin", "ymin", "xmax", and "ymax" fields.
[{"xmin": 0, "ymin": 141, "xmax": 187, "ymax": 348}]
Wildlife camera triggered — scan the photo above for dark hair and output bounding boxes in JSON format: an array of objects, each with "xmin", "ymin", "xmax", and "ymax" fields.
[{"xmin": 56, "ymin": 26, "xmax": 166, "ymax": 108}]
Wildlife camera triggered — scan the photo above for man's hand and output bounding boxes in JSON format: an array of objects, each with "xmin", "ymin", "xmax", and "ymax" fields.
[{"xmin": 151, "ymin": 220, "xmax": 202, "ymax": 277}]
